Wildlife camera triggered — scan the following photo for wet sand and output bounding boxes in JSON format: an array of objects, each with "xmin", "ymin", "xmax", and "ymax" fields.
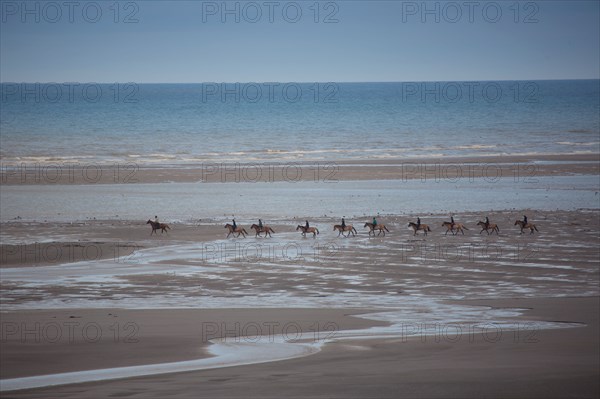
[
  {"xmin": 0, "ymin": 308, "xmax": 385, "ymax": 380},
  {"xmin": 1, "ymin": 153, "xmax": 598, "ymax": 398},
  {"xmin": 2, "ymin": 297, "xmax": 597, "ymax": 398},
  {"xmin": 1, "ymin": 153, "xmax": 598, "ymax": 185}
]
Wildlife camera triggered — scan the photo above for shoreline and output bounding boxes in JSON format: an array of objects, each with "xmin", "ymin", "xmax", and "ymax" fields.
[{"xmin": 1, "ymin": 153, "xmax": 598, "ymax": 185}]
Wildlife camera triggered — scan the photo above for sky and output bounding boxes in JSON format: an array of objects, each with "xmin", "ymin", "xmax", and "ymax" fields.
[{"xmin": 0, "ymin": 0, "xmax": 599, "ymax": 82}]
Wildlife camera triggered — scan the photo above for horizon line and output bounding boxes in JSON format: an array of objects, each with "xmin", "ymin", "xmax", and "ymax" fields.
[{"xmin": 1, "ymin": 78, "xmax": 599, "ymax": 84}]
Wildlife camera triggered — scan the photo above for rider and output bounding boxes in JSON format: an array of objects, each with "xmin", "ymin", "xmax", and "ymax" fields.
[
  {"xmin": 450, "ymin": 215, "xmax": 455, "ymax": 231},
  {"xmin": 154, "ymin": 215, "xmax": 159, "ymax": 224},
  {"xmin": 305, "ymin": 220, "xmax": 310, "ymax": 230},
  {"xmin": 341, "ymin": 217, "xmax": 346, "ymax": 229},
  {"xmin": 416, "ymin": 217, "xmax": 421, "ymax": 228},
  {"xmin": 485, "ymin": 216, "xmax": 490, "ymax": 229},
  {"xmin": 232, "ymin": 219, "xmax": 237, "ymax": 230},
  {"xmin": 258, "ymin": 219, "xmax": 263, "ymax": 229},
  {"xmin": 523, "ymin": 215, "xmax": 528, "ymax": 225},
  {"xmin": 372, "ymin": 216, "xmax": 377, "ymax": 227}
]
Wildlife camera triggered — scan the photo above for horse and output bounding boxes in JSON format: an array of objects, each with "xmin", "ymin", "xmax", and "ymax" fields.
[
  {"xmin": 224, "ymin": 223, "xmax": 248, "ymax": 238},
  {"xmin": 407, "ymin": 222, "xmax": 431, "ymax": 236},
  {"xmin": 146, "ymin": 220, "xmax": 170, "ymax": 235},
  {"xmin": 442, "ymin": 221, "xmax": 468, "ymax": 235},
  {"xmin": 364, "ymin": 222, "xmax": 390, "ymax": 236},
  {"xmin": 250, "ymin": 224, "xmax": 275, "ymax": 238},
  {"xmin": 477, "ymin": 221, "xmax": 500, "ymax": 235},
  {"xmin": 296, "ymin": 225, "xmax": 319, "ymax": 238},
  {"xmin": 333, "ymin": 224, "xmax": 357, "ymax": 237},
  {"xmin": 514, "ymin": 220, "xmax": 539, "ymax": 234}
]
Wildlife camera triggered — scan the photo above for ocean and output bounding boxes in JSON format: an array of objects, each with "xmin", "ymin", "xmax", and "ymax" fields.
[{"xmin": 1, "ymin": 80, "xmax": 598, "ymax": 165}]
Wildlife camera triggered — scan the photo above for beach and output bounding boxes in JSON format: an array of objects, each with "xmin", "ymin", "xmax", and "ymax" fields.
[
  {"xmin": 1, "ymin": 151, "xmax": 599, "ymax": 398},
  {"xmin": 2, "ymin": 0, "xmax": 599, "ymax": 394},
  {"xmin": 2, "ymin": 298, "xmax": 596, "ymax": 399}
]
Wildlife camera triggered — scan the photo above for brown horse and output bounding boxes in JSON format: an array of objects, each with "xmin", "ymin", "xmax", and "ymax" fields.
[
  {"xmin": 146, "ymin": 220, "xmax": 170, "ymax": 235},
  {"xmin": 296, "ymin": 225, "xmax": 319, "ymax": 238},
  {"xmin": 442, "ymin": 221, "xmax": 468, "ymax": 235},
  {"xmin": 477, "ymin": 221, "xmax": 500, "ymax": 235},
  {"xmin": 364, "ymin": 222, "xmax": 389, "ymax": 236},
  {"xmin": 333, "ymin": 224, "xmax": 357, "ymax": 237},
  {"xmin": 224, "ymin": 223, "xmax": 248, "ymax": 238},
  {"xmin": 514, "ymin": 220, "xmax": 539, "ymax": 234},
  {"xmin": 408, "ymin": 222, "xmax": 431, "ymax": 236},
  {"xmin": 251, "ymin": 224, "xmax": 275, "ymax": 238}
]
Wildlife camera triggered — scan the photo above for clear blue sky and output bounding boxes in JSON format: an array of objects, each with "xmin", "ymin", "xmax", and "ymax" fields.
[{"xmin": 1, "ymin": 0, "xmax": 599, "ymax": 82}]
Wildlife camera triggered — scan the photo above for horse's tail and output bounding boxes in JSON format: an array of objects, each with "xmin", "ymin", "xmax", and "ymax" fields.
[
  {"xmin": 316, "ymin": 228, "xmax": 319, "ymax": 235},
  {"xmin": 352, "ymin": 227, "xmax": 357, "ymax": 234},
  {"xmin": 463, "ymin": 225, "xmax": 469, "ymax": 230},
  {"xmin": 427, "ymin": 226, "xmax": 431, "ymax": 231},
  {"xmin": 496, "ymin": 226, "xmax": 500, "ymax": 232},
  {"xmin": 270, "ymin": 227, "xmax": 275, "ymax": 233},
  {"xmin": 165, "ymin": 225, "xmax": 171, "ymax": 230},
  {"xmin": 384, "ymin": 226, "xmax": 389, "ymax": 232},
  {"xmin": 534, "ymin": 225, "xmax": 539, "ymax": 231}
]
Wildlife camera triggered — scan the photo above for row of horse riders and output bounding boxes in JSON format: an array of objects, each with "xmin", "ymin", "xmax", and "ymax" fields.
[{"xmin": 147, "ymin": 215, "xmax": 539, "ymax": 237}]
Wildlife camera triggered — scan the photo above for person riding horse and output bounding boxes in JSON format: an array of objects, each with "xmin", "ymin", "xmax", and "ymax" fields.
[
  {"xmin": 232, "ymin": 219, "xmax": 237, "ymax": 230},
  {"xmin": 523, "ymin": 215, "xmax": 528, "ymax": 225},
  {"xmin": 341, "ymin": 217, "xmax": 346, "ymax": 229},
  {"xmin": 305, "ymin": 220, "xmax": 310, "ymax": 230},
  {"xmin": 372, "ymin": 217, "xmax": 377, "ymax": 227},
  {"xmin": 258, "ymin": 219, "xmax": 263, "ymax": 229},
  {"xmin": 416, "ymin": 217, "xmax": 421, "ymax": 228},
  {"xmin": 485, "ymin": 216, "xmax": 490, "ymax": 229}
]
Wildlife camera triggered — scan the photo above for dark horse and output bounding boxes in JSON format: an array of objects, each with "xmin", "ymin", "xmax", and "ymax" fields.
[{"xmin": 147, "ymin": 220, "xmax": 170, "ymax": 235}]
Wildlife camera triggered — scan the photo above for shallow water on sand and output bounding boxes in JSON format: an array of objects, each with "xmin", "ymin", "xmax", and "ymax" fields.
[{"xmin": 1, "ymin": 175, "xmax": 598, "ymax": 223}]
